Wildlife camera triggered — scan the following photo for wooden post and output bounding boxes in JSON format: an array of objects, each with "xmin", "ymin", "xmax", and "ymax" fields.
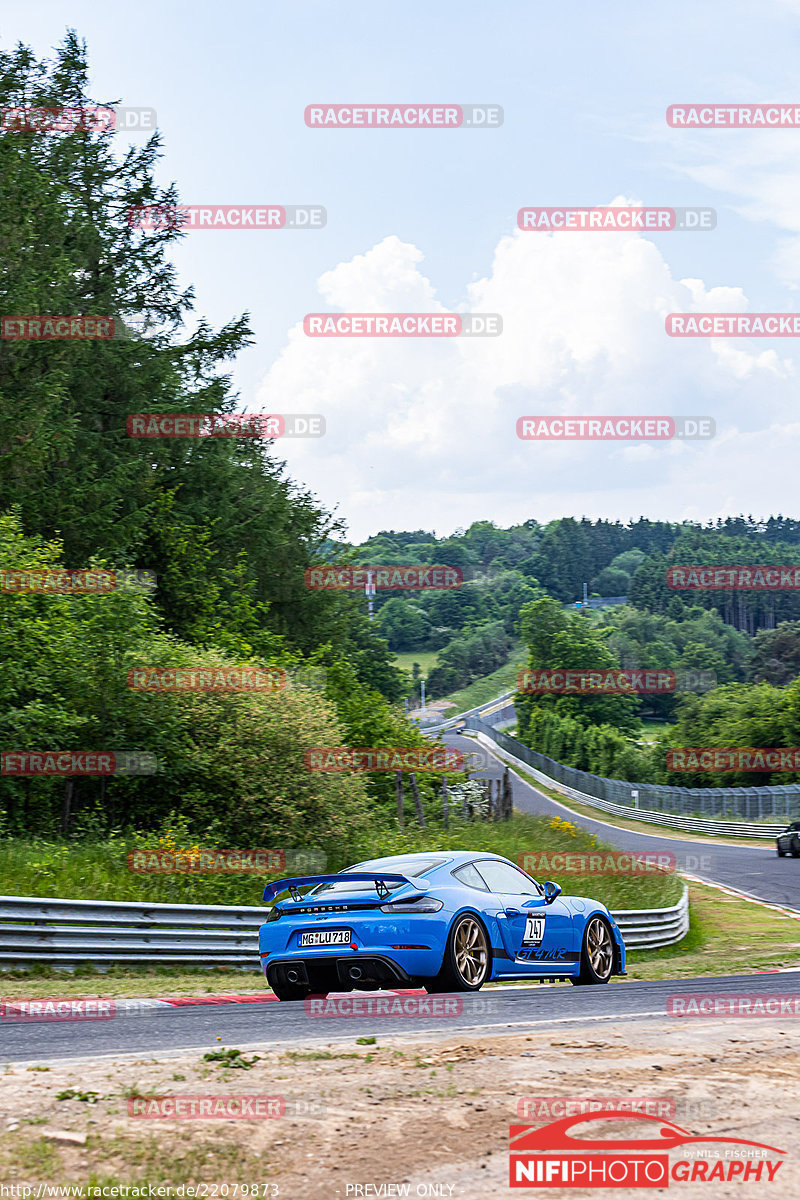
[
  {"xmin": 61, "ymin": 779, "xmax": 73, "ymax": 836},
  {"xmin": 503, "ymin": 766, "xmax": 513, "ymax": 820},
  {"xmin": 409, "ymin": 772, "xmax": 426, "ymax": 827},
  {"xmin": 395, "ymin": 771, "xmax": 404, "ymax": 830},
  {"xmin": 442, "ymin": 779, "xmax": 449, "ymax": 830}
]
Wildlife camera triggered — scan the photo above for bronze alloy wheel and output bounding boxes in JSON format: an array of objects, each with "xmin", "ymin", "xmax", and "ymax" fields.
[
  {"xmin": 586, "ymin": 916, "xmax": 614, "ymax": 979},
  {"xmin": 453, "ymin": 915, "xmax": 489, "ymax": 986}
]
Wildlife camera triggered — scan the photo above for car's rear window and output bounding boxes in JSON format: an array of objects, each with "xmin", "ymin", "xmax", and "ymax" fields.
[{"xmin": 310, "ymin": 858, "xmax": 445, "ymax": 896}]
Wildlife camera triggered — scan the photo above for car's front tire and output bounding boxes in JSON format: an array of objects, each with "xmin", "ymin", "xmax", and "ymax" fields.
[
  {"xmin": 424, "ymin": 913, "xmax": 490, "ymax": 993},
  {"xmin": 570, "ymin": 916, "xmax": 614, "ymax": 986},
  {"xmin": 777, "ymin": 844, "xmax": 786, "ymax": 856}
]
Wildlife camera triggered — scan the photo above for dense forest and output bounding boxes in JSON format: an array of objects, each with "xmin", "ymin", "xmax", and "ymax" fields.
[
  {"xmin": 0, "ymin": 36, "xmax": 433, "ymax": 849},
  {"xmin": 350, "ymin": 516, "xmax": 800, "ymax": 700}
]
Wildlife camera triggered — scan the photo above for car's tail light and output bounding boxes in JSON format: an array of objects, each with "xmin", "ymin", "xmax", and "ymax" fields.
[
  {"xmin": 379, "ymin": 896, "xmax": 443, "ymax": 913},
  {"xmin": 265, "ymin": 907, "xmax": 282, "ymax": 922}
]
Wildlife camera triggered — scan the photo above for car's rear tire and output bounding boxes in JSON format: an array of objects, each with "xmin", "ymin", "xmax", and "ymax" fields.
[
  {"xmin": 792, "ymin": 839, "xmax": 800, "ymax": 858},
  {"xmin": 423, "ymin": 913, "xmax": 490, "ymax": 993},
  {"xmin": 570, "ymin": 916, "xmax": 614, "ymax": 986}
]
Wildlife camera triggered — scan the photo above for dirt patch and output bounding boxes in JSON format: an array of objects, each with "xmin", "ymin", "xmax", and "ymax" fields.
[{"xmin": 0, "ymin": 1018, "xmax": 797, "ymax": 1197}]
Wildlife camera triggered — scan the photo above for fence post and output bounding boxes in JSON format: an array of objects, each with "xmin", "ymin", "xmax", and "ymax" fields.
[
  {"xmin": 409, "ymin": 772, "xmax": 426, "ymax": 828},
  {"xmin": 442, "ymin": 779, "xmax": 449, "ymax": 830},
  {"xmin": 61, "ymin": 780, "xmax": 73, "ymax": 836},
  {"xmin": 395, "ymin": 771, "xmax": 404, "ymax": 831},
  {"xmin": 503, "ymin": 767, "xmax": 513, "ymax": 820}
]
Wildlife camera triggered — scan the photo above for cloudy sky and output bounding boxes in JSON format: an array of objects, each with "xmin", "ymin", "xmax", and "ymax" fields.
[{"xmin": 12, "ymin": 0, "xmax": 800, "ymax": 539}]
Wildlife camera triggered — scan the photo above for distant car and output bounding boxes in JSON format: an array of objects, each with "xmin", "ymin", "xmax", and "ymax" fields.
[
  {"xmin": 776, "ymin": 821, "xmax": 800, "ymax": 857},
  {"xmin": 258, "ymin": 851, "xmax": 626, "ymax": 1001}
]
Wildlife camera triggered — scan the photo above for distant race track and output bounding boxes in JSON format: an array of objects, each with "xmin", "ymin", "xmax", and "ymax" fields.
[{"xmin": 442, "ymin": 732, "xmax": 800, "ymax": 912}]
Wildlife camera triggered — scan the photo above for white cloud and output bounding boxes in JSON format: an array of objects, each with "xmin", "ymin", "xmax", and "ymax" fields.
[{"xmin": 256, "ymin": 219, "xmax": 800, "ymax": 540}]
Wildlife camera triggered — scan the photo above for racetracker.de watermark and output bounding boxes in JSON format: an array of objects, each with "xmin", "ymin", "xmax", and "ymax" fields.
[
  {"xmin": 518, "ymin": 668, "xmax": 676, "ymax": 694},
  {"xmin": 1, "ymin": 316, "xmax": 115, "ymax": 340},
  {"xmin": 127, "ymin": 205, "xmax": 326, "ymax": 230},
  {"xmin": 517, "ymin": 668, "xmax": 716, "ymax": 694},
  {"xmin": 518, "ymin": 851, "xmax": 675, "ymax": 875},
  {"xmin": 126, "ymin": 413, "xmax": 324, "ymax": 438},
  {"xmin": 667, "ymin": 748, "xmax": 800, "ymax": 772},
  {"xmin": 0, "ymin": 999, "xmax": 115, "ymax": 1022},
  {"xmin": 127, "ymin": 667, "xmax": 286, "ymax": 691},
  {"xmin": 304, "ymin": 104, "xmax": 502, "ymax": 128},
  {"xmin": 0, "ymin": 751, "xmax": 157, "ymax": 775},
  {"xmin": 516, "ymin": 416, "xmax": 714, "ymax": 440},
  {"xmin": 668, "ymin": 993, "xmax": 800, "ymax": 1017},
  {"xmin": 518, "ymin": 206, "xmax": 715, "ymax": 231},
  {"xmin": 667, "ymin": 104, "xmax": 800, "ymax": 127},
  {"xmin": 667, "ymin": 313, "xmax": 800, "ymax": 336},
  {"xmin": 127, "ymin": 848, "xmax": 286, "ymax": 873},
  {"xmin": 305, "ymin": 747, "xmax": 460, "ymax": 772},
  {"xmin": 667, "ymin": 565, "xmax": 800, "ymax": 590},
  {"xmin": 127, "ymin": 1095, "xmax": 325, "ymax": 1119},
  {"xmin": 305, "ymin": 565, "xmax": 462, "ymax": 590},
  {"xmin": 0, "ymin": 105, "xmax": 156, "ymax": 132},
  {"xmin": 128, "ymin": 847, "xmax": 325, "ymax": 874},
  {"xmin": 516, "ymin": 1096, "xmax": 716, "ymax": 1122},
  {"xmin": 304, "ymin": 994, "xmax": 496, "ymax": 1017},
  {"xmin": 0, "ymin": 568, "xmax": 155, "ymax": 594},
  {"xmin": 303, "ymin": 313, "xmax": 501, "ymax": 336}
]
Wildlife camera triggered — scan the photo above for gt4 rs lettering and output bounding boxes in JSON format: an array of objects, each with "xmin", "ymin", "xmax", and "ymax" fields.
[{"xmin": 516, "ymin": 947, "xmax": 574, "ymax": 962}]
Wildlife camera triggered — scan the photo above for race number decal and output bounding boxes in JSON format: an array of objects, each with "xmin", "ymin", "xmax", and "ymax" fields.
[{"xmin": 522, "ymin": 915, "xmax": 545, "ymax": 945}]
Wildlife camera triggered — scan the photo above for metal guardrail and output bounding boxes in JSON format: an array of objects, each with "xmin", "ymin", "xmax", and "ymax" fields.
[
  {"xmin": 613, "ymin": 887, "xmax": 689, "ymax": 950},
  {"xmin": 0, "ymin": 896, "xmax": 267, "ymax": 969},
  {"xmin": 460, "ymin": 712, "xmax": 800, "ymax": 825},
  {"xmin": 470, "ymin": 727, "xmax": 786, "ymax": 839},
  {"xmin": 0, "ymin": 885, "xmax": 689, "ymax": 968}
]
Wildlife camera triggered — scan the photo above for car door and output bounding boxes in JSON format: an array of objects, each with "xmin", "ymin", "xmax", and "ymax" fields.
[{"xmin": 472, "ymin": 859, "xmax": 577, "ymax": 972}]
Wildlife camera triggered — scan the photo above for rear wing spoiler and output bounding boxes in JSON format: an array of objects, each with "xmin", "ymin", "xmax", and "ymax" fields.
[{"xmin": 262, "ymin": 872, "xmax": 429, "ymax": 904}]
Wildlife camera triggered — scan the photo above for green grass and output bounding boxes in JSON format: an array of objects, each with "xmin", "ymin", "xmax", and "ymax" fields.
[
  {"xmin": 318, "ymin": 811, "xmax": 684, "ymax": 911},
  {"xmin": 392, "ymin": 650, "xmax": 441, "ymax": 677},
  {"xmin": 637, "ymin": 718, "xmax": 672, "ymax": 744},
  {"xmin": 437, "ymin": 641, "xmax": 528, "ymax": 713},
  {"xmin": 626, "ymin": 879, "xmax": 800, "ymax": 979},
  {"xmin": 0, "ymin": 833, "xmax": 278, "ymax": 907},
  {"xmin": 0, "ymin": 812, "xmax": 679, "ymax": 940}
]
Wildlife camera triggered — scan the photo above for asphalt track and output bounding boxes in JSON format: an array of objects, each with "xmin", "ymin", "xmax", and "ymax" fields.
[
  {"xmin": 2, "ymin": 971, "xmax": 799, "ymax": 1063},
  {"xmin": 443, "ymin": 732, "xmax": 800, "ymax": 912}
]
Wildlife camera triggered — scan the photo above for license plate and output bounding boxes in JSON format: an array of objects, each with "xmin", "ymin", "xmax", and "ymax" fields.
[
  {"xmin": 522, "ymin": 916, "xmax": 545, "ymax": 945},
  {"xmin": 299, "ymin": 929, "xmax": 352, "ymax": 947}
]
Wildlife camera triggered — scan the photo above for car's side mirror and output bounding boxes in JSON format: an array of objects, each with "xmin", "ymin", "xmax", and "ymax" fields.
[{"xmin": 543, "ymin": 881, "xmax": 562, "ymax": 904}]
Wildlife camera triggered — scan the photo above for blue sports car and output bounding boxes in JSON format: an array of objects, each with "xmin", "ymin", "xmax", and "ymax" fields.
[{"xmin": 258, "ymin": 851, "xmax": 626, "ymax": 1000}]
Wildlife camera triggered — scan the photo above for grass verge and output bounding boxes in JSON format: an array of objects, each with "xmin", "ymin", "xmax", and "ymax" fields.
[
  {"xmin": 625, "ymin": 878, "xmax": 800, "ymax": 980},
  {"xmin": 437, "ymin": 642, "xmax": 528, "ymax": 713}
]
